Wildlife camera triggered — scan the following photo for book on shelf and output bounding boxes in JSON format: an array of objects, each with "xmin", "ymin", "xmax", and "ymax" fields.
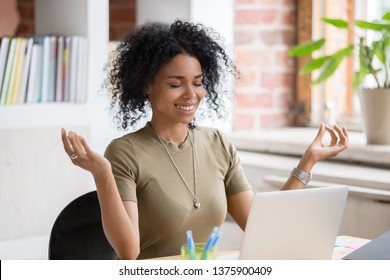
[
  {"xmin": 46, "ymin": 35, "xmax": 57, "ymax": 102},
  {"xmin": 0, "ymin": 37, "xmax": 17, "ymax": 105},
  {"xmin": 40, "ymin": 35, "xmax": 57, "ymax": 103},
  {"xmin": 55, "ymin": 36, "xmax": 64, "ymax": 102},
  {"xmin": 6, "ymin": 37, "xmax": 27, "ymax": 104},
  {"xmin": 26, "ymin": 42, "xmax": 42, "ymax": 103},
  {"xmin": 18, "ymin": 37, "xmax": 34, "ymax": 104},
  {"xmin": 0, "ymin": 34, "xmax": 88, "ymax": 106},
  {"xmin": 63, "ymin": 36, "xmax": 71, "ymax": 102},
  {"xmin": 0, "ymin": 37, "xmax": 11, "ymax": 98},
  {"xmin": 10, "ymin": 37, "xmax": 28, "ymax": 104}
]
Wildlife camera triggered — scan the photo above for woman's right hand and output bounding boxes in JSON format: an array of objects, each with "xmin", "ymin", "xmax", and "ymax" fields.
[{"xmin": 61, "ymin": 128, "xmax": 112, "ymax": 180}]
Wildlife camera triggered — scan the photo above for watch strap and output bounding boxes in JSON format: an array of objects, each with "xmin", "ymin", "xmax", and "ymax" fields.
[{"xmin": 290, "ymin": 167, "xmax": 312, "ymax": 185}]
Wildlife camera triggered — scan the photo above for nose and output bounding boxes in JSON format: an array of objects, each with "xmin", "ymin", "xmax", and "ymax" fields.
[{"xmin": 182, "ymin": 83, "xmax": 198, "ymax": 99}]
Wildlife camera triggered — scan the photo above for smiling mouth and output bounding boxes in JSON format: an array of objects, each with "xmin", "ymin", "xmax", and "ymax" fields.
[{"xmin": 175, "ymin": 104, "xmax": 195, "ymax": 111}]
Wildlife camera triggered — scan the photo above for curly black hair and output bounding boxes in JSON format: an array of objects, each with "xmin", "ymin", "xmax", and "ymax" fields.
[{"xmin": 107, "ymin": 19, "xmax": 238, "ymax": 130}]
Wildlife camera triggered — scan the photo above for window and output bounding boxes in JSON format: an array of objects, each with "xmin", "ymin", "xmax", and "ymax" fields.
[{"xmin": 297, "ymin": 0, "xmax": 390, "ymax": 129}]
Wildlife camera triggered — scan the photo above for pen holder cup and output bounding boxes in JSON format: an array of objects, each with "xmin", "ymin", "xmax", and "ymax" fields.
[{"xmin": 181, "ymin": 242, "xmax": 216, "ymax": 260}]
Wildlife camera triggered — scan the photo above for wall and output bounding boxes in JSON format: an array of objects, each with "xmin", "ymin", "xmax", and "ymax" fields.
[
  {"xmin": 13, "ymin": 0, "xmax": 297, "ymax": 130},
  {"xmin": 0, "ymin": 0, "xmax": 20, "ymax": 36},
  {"xmin": 109, "ymin": 0, "xmax": 136, "ymax": 41},
  {"xmin": 233, "ymin": 0, "xmax": 296, "ymax": 130},
  {"xmin": 13, "ymin": 0, "xmax": 136, "ymax": 41}
]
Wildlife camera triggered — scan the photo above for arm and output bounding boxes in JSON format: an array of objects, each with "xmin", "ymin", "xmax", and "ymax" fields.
[
  {"xmin": 61, "ymin": 129, "xmax": 140, "ymax": 259},
  {"xmin": 227, "ymin": 189, "xmax": 254, "ymax": 231},
  {"xmin": 227, "ymin": 123, "xmax": 348, "ymax": 230}
]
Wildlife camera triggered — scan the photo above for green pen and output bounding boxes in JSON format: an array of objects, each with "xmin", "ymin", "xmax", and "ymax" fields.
[{"xmin": 186, "ymin": 230, "xmax": 196, "ymax": 260}]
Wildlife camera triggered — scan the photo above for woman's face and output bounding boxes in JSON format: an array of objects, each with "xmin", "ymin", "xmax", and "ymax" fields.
[{"xmin": 147, "ymin": 54, "xmax": 205, "ymax": 127}]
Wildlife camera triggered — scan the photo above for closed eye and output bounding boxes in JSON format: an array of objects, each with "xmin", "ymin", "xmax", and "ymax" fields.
[{"xmin": 194, "ymin": 79, "xmax": 203, "ymax": 87}]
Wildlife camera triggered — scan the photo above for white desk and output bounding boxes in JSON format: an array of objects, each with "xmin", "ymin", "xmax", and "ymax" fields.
[{"xmin": 150, "ymin": 235, "xmax": 370, "ymax": 260}]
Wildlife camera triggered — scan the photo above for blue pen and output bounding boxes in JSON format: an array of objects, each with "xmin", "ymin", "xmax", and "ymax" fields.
[
  {"xmin": 200, "ymin": 227, "xmax": 219, "ymax": 260},
  {"xmin": 210, "ymin": 231, "xmax": 222, "ymax": 248},
  {"xmin": 186, "ymin": 230, "xmax": 196, "ymax": 260}
]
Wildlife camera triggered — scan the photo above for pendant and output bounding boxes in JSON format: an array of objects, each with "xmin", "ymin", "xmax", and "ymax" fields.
[{"xmin": 193, "ymin": 196, "xmax": 200, "ymax": 209}]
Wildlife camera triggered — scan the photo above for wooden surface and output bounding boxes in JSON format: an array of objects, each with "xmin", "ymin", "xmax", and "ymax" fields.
[{"xmin": 294, "ymin": 0, "xmax": 312, "ymax": 125}]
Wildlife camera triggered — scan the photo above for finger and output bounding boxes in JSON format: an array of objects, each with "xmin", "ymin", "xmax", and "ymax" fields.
[
  {"xmin": 343, "ymin": 127, "xmax": 349, "ymax": 146},
  {"xmin": 79, "ymin": 135, "xmax": 93, "ymax": 155},
  {"xmin": 324, "ymin": 124, "xmax": 338, "ymax": 146},
  {"xmin": 61, "ymin": 128, "xmax": 74, "ymax": 155},
  {"xmin": 332, "ymin": 124, "xmax": 344, "ymax": 144},
  {"xmin": 68, "ymin": 131, "xmax": 85, "ymax": 159},
  {"xmin": 333, "ymin": 124, "xmax": 348, "ymax": 147},
  {"xmin": 339, "ymin": 127, "xmax": 349, "ymax": 147},
  {"xmin": 313, "ymin": 122, "xmax": 326, "ymax": 142}
]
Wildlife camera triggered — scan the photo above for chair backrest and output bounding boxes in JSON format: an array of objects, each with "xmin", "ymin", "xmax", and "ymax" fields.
[{"xmin": 48, "ymin": 190, "xmax": 117, "ymax": 259}]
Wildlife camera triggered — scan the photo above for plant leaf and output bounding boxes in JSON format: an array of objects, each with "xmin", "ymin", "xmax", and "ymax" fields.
[
  {"xmin": 288, "ymin": 38, "xmax": 325, "ymax": 57},
  {"xmin": 355, "ymin": 20, "xmax": 390, "ymax": 31},
  {"xmin": 322, "ymin": 17, "xmax": 349, "ymax": 28},
  {"xmin": 359, "ymin": 39, "xmax": 374, "ymax": 69},
  {"xmin": 333, "ymin": 44, "xmax": 354, "ymax": 58},
  {"xmin": 373, "ymin": 40, "xmax": 385, "ymax": 64},
  {"xmin": 299, "ymin": 56, "xmax": 330, "ymax": 75},
  {"xmin": 353, "ymin": 70, "xmax": 369, "ymax": 89},
  {"xmin": 311, "ymin": 56, "xmax": 343, "ymax": 85},
  {"xmin": 382, "ymin": 11, "xmax": 390, "ymax": 21}
]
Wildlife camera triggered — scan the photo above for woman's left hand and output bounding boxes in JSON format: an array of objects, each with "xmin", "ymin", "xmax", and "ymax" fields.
[
  {"xmin": 301, "ymin": 123, "xmax": 349, "ymax": 169},
  {"xmin": 281, "ymin": 123, "xmax": 348, "ymax": 191}
]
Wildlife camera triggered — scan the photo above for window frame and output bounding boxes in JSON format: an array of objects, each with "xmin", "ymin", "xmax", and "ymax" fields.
[{"xmin": 295, "ymin": 0, "xmax": 356, "ymax": 127}]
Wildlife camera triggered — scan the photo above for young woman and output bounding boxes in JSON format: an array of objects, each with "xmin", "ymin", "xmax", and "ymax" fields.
[{"xmin": 61, "ymin": 20, "xmax": 349, "ymax": 259}]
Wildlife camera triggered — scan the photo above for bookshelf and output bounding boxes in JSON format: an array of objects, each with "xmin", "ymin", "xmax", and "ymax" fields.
[{"xmin": 0, "ymin": 0, "xmax": 110, "ymax": 136}]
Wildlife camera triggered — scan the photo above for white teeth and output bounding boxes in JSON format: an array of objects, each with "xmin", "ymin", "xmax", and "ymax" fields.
[{"xmin": 176, "ymin": 104, "xmax": 195, "ymax": 111}]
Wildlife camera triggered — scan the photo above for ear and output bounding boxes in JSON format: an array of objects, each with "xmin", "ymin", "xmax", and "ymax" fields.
[{"xmin": 145, "ymin": 85, "xmax": 151, "ymax": 96}]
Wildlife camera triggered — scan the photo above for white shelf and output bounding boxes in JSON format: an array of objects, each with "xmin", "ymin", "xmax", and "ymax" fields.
[{"xmin": 0, "ymin": 0, "xmax": 110, "ymax": 135}]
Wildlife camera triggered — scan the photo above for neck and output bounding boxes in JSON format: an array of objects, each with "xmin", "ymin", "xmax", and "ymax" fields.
[{"xmin": 149, "ymin": 121, "xmax": 188, "ymax": 145}]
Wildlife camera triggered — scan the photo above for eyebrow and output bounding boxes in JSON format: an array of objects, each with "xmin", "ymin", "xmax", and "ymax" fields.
[{"xmin": 166, "ymin": 74, "xmax": 203, "ymax": 79}]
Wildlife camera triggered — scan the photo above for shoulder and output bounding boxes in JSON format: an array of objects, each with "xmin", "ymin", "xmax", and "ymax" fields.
[
  {"xmin": 193, "ymin": 126, "xmax": 235, "ymax": 152},
  {"xmin": 195, "ymin": 125, "xmax": 230, "ymax": 140},
  {"xmin": 104, "ymin": 126, "xmax": 150, "ymax": 159}
]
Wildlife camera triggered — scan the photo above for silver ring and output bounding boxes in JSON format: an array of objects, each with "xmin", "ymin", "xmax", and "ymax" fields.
[{"xmin": 70, "ymin": 153, "xmax": 78, "ymax": 160}]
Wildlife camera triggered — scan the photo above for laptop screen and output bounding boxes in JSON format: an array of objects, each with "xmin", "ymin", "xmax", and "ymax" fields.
[{"xmin": 239, "ymin": 186, "xmax": 348, "ymax": 260}]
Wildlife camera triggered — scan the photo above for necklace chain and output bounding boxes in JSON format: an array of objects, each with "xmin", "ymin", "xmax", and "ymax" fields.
[{"xmin": 153, "ymin": 127, "xmax": 200, "ymax": 209}]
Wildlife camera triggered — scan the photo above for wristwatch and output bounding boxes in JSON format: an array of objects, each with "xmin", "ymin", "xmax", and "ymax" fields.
[{"xmin": 290, "ymin": 167, "xmax": 312, "ymax": 185}]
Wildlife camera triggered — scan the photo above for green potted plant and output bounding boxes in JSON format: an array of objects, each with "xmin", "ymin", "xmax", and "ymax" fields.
[{"xmin": 289, "ymin": 12, "xmax": 390, "ymax": 145}]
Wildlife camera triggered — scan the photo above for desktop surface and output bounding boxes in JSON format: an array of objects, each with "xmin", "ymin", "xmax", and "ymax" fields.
[{"xmin": 149, "ymin": 236, "xmax": 370, "ymax": 260}]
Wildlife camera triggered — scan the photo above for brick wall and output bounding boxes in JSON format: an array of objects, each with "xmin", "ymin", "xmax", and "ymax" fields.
[
  {"xmin": 15, "ymin": 0, "xmax": 34, "ymax": 35},
  {"xmin": 14, "ymin": 0, "xmax": 297, "ymax": 130},
  {"xmin": 109, "ymin": 0, "xmax": 136, "ymax": 41},
  {"xmin": 233, "ymin": 0, "xmax": 296, "ymax": 130}
]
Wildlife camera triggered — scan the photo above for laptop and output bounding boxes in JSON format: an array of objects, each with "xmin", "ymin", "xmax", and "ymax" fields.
[
  {"xmin": 343, "ymin": 230, "xmax": 390, "ymax": 260},
  {"xmin": 236, "ymin": 186, "xmax": 348, "ymax": 260}
]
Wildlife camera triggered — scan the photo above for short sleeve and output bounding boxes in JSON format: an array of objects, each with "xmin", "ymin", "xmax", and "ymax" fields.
[
  {"xmin": 216, "ymin": 130, "xmax": 252, "ymax": 197},
  {"xmin": 104, "ymin": 137, "xmax": 138, "ymax": 203}
]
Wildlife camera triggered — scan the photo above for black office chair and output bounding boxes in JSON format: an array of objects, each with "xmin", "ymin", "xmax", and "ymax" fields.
[{"xmin": 49, "ymin": 190, "xmax": 117, "ymax": 259}]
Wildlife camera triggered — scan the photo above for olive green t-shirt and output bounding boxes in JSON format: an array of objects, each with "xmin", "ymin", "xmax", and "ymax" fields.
[{"xmin": 104, "ymin": 123, "xmax": 251, "ymax": 259}]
